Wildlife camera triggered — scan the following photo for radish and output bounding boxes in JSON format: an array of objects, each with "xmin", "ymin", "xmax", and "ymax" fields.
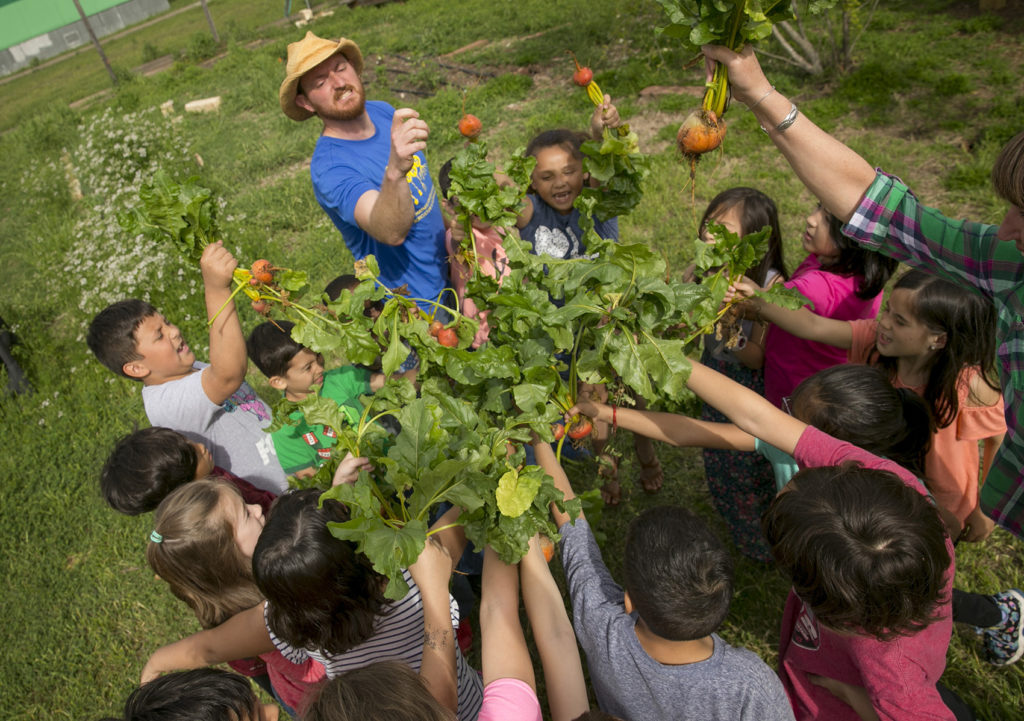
[{"xmin": 458, "ymin": 114, "xmax": 482, "ymax": 139}]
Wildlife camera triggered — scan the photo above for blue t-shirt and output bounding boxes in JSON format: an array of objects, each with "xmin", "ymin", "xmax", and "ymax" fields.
[
  {"xmin": 310, "ymin": 101, "xmax": 448, "ymax": 306},
  {"xmin": 519, "ymin": 193, "xmax": 618, "ymax": 260}
]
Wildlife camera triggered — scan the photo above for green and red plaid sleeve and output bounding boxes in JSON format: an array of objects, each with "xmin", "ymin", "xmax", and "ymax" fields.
[{"xmin": 843, "ymin": 170, "xmax": 1024, "ymax": 538}]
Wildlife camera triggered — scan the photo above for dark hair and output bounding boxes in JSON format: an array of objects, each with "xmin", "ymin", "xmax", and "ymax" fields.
[
  {"xmin": 869, "ymin": 270, "xmax": 999, "ymax": 428},
  {"xmin": 246, "ymin": 320, "xmax": 303, "ymax": 378},
  {"xmin": 147, "ymin": 480, "xmax": 263, "ymax": 628},
  {"xmin": 571, "ymin": 713, "xmax": 624, "ymax": 721},
  {"xmin": 524, "ymin": 128, "xmax": 588, "ymax": 162},
  {"xmin": 324, "ymin": 274, "xmax": 361, "ymax": 302},
  {"xmin": 762, "ymin": 463, "xmax": 950, "ymax": 640},
  {"xmin": 791, "ymin": 364, "xmax": 934, "ymax": 477},
  {"xmin": 622, "ymin": 506, "xmax": 733, "ymax": 641},
  {"xmin": 992, "ymin": 130, "xmax": 1024, "ymax": 208},
  {"xmin": 100, "ymin": 427, "xmax": 199, "ymax": 515},
  {"xmin": 253, "ymin": 489, "xmax": 389, "ymax": 655},
  {"xmin": 437, "ymin": 158, "xmax": 454, "ymax": 199},
  {"xmin": 304, "ymin": 661, "xmax": 454, "ymax": 721},
  {"xmin": 821, "ymin": 207, "xmax": 897, "ymax": 299},
  {"xmin": 87, "ymin": 299, "xmax": 158, "ymax": 378},
  {"xmin": 700, "ymin": 187, "xmax": 789, "ymax": 286},
  {"xmin": 101, "ymin": 668, "xmax": 259, "ymax": 721}
]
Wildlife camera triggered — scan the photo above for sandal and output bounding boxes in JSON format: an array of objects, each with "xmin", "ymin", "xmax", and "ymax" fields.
[
  {"xmin": 597, "ymin": 452, "xmax": 621, "ymax": 506},
  {"xmin": 636, "ymin": 454, "xmax": 663, "ymax": 494}
]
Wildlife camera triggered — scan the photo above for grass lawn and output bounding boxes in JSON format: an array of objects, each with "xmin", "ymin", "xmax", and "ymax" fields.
[{"xmin": 1, "ymin": 0, "xmax": 1023, "ymax": 719}]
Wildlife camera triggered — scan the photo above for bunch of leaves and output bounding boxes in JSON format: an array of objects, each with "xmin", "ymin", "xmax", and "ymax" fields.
[
  {"xmin": 444, "ymin": 141, "xmax": 535, "ymax": 234},
  {"xmin": 117, "ymin": 170, "xmax": 220, "ymax": 264},
  {"xmin": 654, "ymin": 0, "xmax": 836, "ymax": 117},
  {"xmin": 577, "ymin": 125, "xmax": 651, "ymax": 223}
]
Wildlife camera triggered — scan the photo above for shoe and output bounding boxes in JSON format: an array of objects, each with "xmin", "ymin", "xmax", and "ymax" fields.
[{"xmin": 982, "ymin": 589, "xmax": 1024, "ymax": 666}]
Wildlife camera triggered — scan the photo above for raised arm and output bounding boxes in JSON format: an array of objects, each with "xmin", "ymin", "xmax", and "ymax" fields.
[
  {"xmin": 685, "ymin": 358, "xmax": 808, "ymax": 457},
  {"xmin": 570, "ymin": 398, "xmax": 755, "ymax": 452},
  {"xmin": 199, "ymin": 241, "xmax": 248, "ymax": 405},
  {"xmin": 702, "ymin": 45, "xmax": 876, "ymax": 223},
  {"xmin": 729, "ymin": 278, "xmax": 854, "ymax": 349},
  {"xmin": 408, "ymin": 538, "xmax": 458, "ymax": 715},
  {"xmin": 519, "ymin": 536, "xmax": 588, "ymax": 721},
  {"xmin": 352, "ymin": 108, "xmax": 427, "ymax": 246},
  {"xmin": 481, "ymin": 547, "xmax": 535, "ymax": 689},
  {"xmin": 140, "ymin": 603, "xmax": 275, "ymax": 683},
  {"xmin": 532, "ymin": 440, "xmax": 582, "ymax": 528}
]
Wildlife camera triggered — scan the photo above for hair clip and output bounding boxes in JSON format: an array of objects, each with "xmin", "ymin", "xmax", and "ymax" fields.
[{"xmin": 150, "ymin": 530, "xmax": 163, "ymax": 543}]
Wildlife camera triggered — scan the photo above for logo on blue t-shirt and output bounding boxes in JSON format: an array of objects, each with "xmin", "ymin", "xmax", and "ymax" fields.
[{"xmin": 406, "ymin": 154, "xmax": 437, "ymax": 222}]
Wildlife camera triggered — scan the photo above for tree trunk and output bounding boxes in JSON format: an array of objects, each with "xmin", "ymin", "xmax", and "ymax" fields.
[
  {"xmin": 200, "ymin": 0, "xmax": 220, "ymax": 43},
  {"xmin": 71, "ymin": 0, "xmax": 117, "ymax": 85}
]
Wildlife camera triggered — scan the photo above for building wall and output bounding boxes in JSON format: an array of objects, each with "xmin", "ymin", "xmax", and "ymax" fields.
[{"xmin": 0, "ymin": 0, "xmax": 171, "ymax": 77}]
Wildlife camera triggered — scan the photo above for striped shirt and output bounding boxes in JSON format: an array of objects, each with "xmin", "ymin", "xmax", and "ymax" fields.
[
  {"xmin": 267, "ymin": 569, "xmax": 483, "ymax": 721},
  {"xmin": 842, "ymin": 170, "xmax": 1024, "ymax": 538}
]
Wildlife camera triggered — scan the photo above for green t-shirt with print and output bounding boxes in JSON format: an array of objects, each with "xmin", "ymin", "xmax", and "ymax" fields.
[{"xmin": 272, "ymin": 366, "xmax": 371, "ymax": 475}]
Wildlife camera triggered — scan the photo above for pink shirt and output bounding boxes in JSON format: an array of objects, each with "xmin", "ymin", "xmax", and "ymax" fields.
[
  {"xmin": 764, "ymin": 255, "xmax": 882, "ymax": 407},
  {"xmin": 779, "ymin": 426, "xmax": 955, "ymax": 721},
  {"xmin": 476, "ymin": 678, "xmax": 542, "ymax": 721},
  {"xmin": 445, "ymin": 225, "xmax": 510, "ymax": 348},
  {"xmin": 848, "ymin": 319, "xmax": 1006, "ymax": 524}
]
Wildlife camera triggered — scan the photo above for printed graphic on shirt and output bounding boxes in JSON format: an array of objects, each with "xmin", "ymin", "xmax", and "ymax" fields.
[
  {"xmin": 534, "ymin": 225, "xmax": 580, "ymax": 259},
  {"xmin": 792, "ymin": 601, "xmax": 820, "ymax": 651},
  {"xmin": 406, "ymin": 154, "xmax": 437, "ymax": 222},
  {"xmin": 221, "ymin": 385, "xmax": 271, "ymax": 422}
]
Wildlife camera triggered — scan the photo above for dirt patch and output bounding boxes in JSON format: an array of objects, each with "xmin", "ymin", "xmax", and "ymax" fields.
[
  {"xmin": 626, "ymin": 110, "xmax": 681, "ymax": 154},
  {"xmin": 258, "ymin": 159, "xmax": 312, "ymax": 189}
]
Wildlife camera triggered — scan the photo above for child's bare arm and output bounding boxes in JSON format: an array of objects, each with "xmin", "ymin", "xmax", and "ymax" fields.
[
  {"xmin": 429, "ymin": 504, "xmax": 468, "ymax": 564},
  {"xmin": 481, "ymin": 547, "xmax": 535, "ymax": 689},
  {"xmin": 571, "ymin": 398, "xmax": 755, "ymax": 452},
  {"xmin": 686, "ymin": 358, "xmax": 807, "ymax": 456},
  {"xmin": 408, "ymin": 538, "xmax": 458, "ymax": 714},
  {"xmin": 140, "ymin": 603, "xmax": 275, "ymax": 683},
  {"xmin": 199, "ymin": 241, "xmax": 249, "ymax": 405},
  {"xmin": 728, "ymin": 278, "xmax": 853, "ymax": 349},
  {"xmin": 531, "ymin": 440, "xmax": 581, "ymax": 528},
  {"xmin": 520, "ymin": 536, "xmax": 588, "ymax": 721}
]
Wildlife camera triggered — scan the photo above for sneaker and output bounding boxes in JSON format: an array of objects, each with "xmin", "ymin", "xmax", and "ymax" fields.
[{"xmin": 982, "ymin": 589, "xmax": 1024, "ymax": 666}]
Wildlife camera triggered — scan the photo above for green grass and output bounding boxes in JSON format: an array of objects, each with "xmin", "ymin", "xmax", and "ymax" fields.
[{"xmin": 1, "ymin": 0, "xmax": 1023, "ymax": 718}]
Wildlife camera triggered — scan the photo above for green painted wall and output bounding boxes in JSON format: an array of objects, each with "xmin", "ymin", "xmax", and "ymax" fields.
[{"xmin": 0, "ymin": 0, "xmax": 128, "ymax": 50}]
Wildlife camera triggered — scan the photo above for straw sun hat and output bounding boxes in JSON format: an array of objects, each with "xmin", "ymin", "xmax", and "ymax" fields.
[{"xmin": 279, "ymin": 31, "xmax": 364, "ymax": 121}]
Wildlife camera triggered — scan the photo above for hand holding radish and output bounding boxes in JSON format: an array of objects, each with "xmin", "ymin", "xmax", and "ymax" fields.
[
  {"xmin": 723, "ymin": 276, "xmax": 761, "ymax": 304},
  {"xmin": 199, "ymin": 240, "xmax": 238, "ymax": 291},
  {"xmin": 389, "ymin": 107, "xmax": 428, "ymax": 175},
  {"xmin": 590, "ymin": 94, "xmax": 621, "ymax": 139},
  {"xmin": 568, "ymin": 398, "xmax": 603, "ymax": 422},
  {"xmin": 331, "ymin": 451, "xmax": 373, "ymax": 487},
  {"xmin": 701, "ymin": 44, "xmax": 772, "ymax": 109}
]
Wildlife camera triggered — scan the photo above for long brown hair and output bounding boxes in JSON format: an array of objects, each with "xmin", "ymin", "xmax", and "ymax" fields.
[
  {"xmin": 146, "ymin": 479, "xmax": 263, "ymax": 628},
  {"xmin": 303, "ymin": 661, "xmax": 454, "ymax": 721}
]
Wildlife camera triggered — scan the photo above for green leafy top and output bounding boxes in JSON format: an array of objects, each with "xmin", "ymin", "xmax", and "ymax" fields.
[
  {"xmin": 445, "ymin": 141, "xmax": 535, "ymax": 234},
  {"xmin": 577, "ymin": 126, "xmax": 651, "ymax": 224},
  {"xmin": 655, "ymin": 0, "xmax": 800, "ymax": 52},
  {"xmin": 117, "ymin": 170, "xmax": 220, "ymax": 263}
]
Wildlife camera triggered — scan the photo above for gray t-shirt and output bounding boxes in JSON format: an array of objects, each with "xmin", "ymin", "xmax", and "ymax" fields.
[
  {"xmin": 142, "ymin": 362, "xmax": 287, "ymax": 493},
  {"xmin": 560, "ymin": 518, "xmax": 794, "ymax": 721}
]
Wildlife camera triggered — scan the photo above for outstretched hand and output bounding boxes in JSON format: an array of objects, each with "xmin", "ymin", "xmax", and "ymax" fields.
[
  {"xmin": 723, "ymin": 276, "xmax": 761, "ymax": 304},
  {"xmin": 409, "ymin": 536, "xmax": 454, "ymax": 595},
  {"xmin": 331, "ymin": 452, "xmax": 373, "ymax": 487},
  {"xmin": 389, "ymin": 108, "xmax": 429, "ymax": 175},
  {"xmin": 702, "ymin": 44, "xmax": 772, "ymax": 108},
  {"xmin": 199, "ymin": 240, "xmax": 238, "ymax": 291}
]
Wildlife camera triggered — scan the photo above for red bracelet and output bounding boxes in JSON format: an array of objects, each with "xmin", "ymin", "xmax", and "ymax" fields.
[{"xmin": 611, "ymin": 404, "xmax": 617, "ymax": 432}]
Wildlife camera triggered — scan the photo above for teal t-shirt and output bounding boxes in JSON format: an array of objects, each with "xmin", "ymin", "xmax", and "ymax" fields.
[
  {"xmin": 271, "ymin": 366, "xmax": 371, "ymax": 475},
  {"xmin": 754, "ymin": 438, "xmax": 801, "ymax": 492}
]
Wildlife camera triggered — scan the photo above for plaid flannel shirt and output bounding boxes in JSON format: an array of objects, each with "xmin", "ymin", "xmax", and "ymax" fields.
[{"xmin": 843, "ymin": 170, "xmax": 1024, "ymax": 539}]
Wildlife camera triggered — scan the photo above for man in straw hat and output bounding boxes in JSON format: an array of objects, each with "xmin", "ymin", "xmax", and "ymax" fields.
[{"xmin": 280, "ymin": 32, "xmax": 447, "ymax": 310}]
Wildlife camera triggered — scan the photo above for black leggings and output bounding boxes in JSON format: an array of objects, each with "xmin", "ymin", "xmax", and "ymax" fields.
[
  {"xmin": 937, "ymin": 682, "xmax": 977, "ymax": 721},
  {"xmin": 952, "ymin": 588, "xmax": 1001, "ymax": 627}
]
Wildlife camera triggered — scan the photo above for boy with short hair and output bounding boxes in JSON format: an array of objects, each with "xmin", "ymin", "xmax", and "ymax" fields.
[
  {"xmin": 533, "ymin": 440, "xmax": 793, "ymax": 721},
  {"xmin": 87, "ymin": 242, "xmax": 286, "ymax": 493},
  {"xmin": 247, "ymin": 319, "xmax": 384, "ymax": 479},
  {"xmin": 100, "ymin": 426, "xmax": 277, "ymax": 516},
  {"xmin": 100, "ymin": 668, "xmax": 278, "ymax": 721}
]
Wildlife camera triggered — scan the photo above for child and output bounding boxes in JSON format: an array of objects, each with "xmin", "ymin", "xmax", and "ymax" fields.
[
  {"xmin": 100, "ymin": 426, "xmax": 275, "ymax": 516},
  {"xmin": 86, "ymin": 242, "xmax": 286, "ymax": 493},
  {"xmin": 533, "ymin": 441, "xmax": 793, "ymax": 721},
  {"xmin": 246, "ymin": 320, "xmax": 383, "ymax": 480},
  {"xmin": 687, "ymin": 187, "xmax": 790, "ymax": 561},
  {"xmin": 732, "ymin": 269, "xmax": 1005, "ymax": 541},
  {"xmin": 141, "ymin": 492, "xmax": 484, "ymax": 721},
  {"xmin": 752, "ymin": 204, "xmax": 896, "ymax": 408},
  {"xmin": 679, "ymin": 358, "xmax": 963, "ymax": 721},
  {"xmin": 514, "ymin": 96, "xmax": 621, "ymax": 260},
  {"xmin": 438, "ymin": 158, "xmax": 511, "ymax": 348},
  {"xmin": 144, "ymin": 479, "xmax": 333, "ymax": 716},
  {"xmin": 101, "ymin": 668, "xmax": 279, "ymax": 721},
  {"xmin": 305, "ymin": 535, "xmax": 590, "ymax": 721}
]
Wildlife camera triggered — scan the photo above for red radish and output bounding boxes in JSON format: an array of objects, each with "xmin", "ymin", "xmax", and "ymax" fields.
[
  {"xmin": 569, "ymin": 50, "xmax": 593, "ymax": 87},
  {"xmin": 251, "ymin": 299, "xmax": 269, "ymax": 314},
  {"xmin": 552, "ymin": 423, "xmax": 565, "ymax": 442},
  {"xmin": 458, "ymin": 114, "xmax": 482, "ymax": 139},
  {"xmin": 250, "ymin": 259, "xmax": 275, "ymax": 284},
  {"xmin": 437, "ymin": 328, "xmax": 458, "ymax": 347},
  {"xmin": 429, "ymin": 320, "xmax": 444, "ymax": 337},
  {"xmin": 677, "ymin": 108, "xmax": 726, "ymax": 205},
  {"xmin": 538, "ymin": 535, "xmax": 555, "ymax": 563},
  {"xmin": 567, "ymin": 418, "xmax": 593, "ymax": 439}
]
